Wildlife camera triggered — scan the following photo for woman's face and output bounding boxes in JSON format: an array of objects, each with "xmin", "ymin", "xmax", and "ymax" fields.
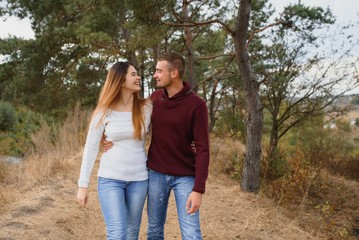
[{"xmin": 122, "ymin": 65, "xmax": 141, "ymax": 93}]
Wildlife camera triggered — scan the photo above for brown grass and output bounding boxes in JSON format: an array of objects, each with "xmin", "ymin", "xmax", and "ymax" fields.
[
  {"xmin": 28, "ymin": 104, "xmax": 89, "ymax": 182},
  {"xmin": 344, "ymin": 110, "xmax": 359, "ymax": 120},
  {"xmin": 0, "ymin": 107, "xmax": 358, "ymax": 239},
  {"xmin": 0, "ymin": 157, "xmax": 329, "ymax": 240},
  {"xmin": 209, "ymin": 136, "xmax": 245, "ymax": 175},
  {"xmin": 0, "ymin": 104, "xmax": 90, "ymax": 211}
]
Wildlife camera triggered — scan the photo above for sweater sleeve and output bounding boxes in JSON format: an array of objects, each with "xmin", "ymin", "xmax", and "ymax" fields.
[
  {"xmin": 78, "ymin": 111, "xmax": 106, "ymax": 188},
  {"xmin": 192, "ymin": 101, "xmax": 210, "ymax": 193},
  {"xmin": 143, "ymin": 100, "xmax": 153, "ymax": 134}
]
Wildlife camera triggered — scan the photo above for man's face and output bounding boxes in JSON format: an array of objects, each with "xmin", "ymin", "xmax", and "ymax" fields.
[{"xmin": 153, "ymin": 60, "xmax": 173, "ymax": 89}]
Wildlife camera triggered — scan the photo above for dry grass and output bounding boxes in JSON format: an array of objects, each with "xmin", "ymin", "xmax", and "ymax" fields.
[
  {"xmin": 28, "ymin": 104, "xmax": 89, "ymax": 182},
  {"xmin": 209, "ymin": 136, "xmax": 246, "ymax": 175},
  {"xmin": 344, "ymin": 110, "xmax": 359, "ymax": 120},
  {"xmin": 0, "ymin": 160, "xmax": 8, "ymax": 182},
  {"xmin": 0, "ymin": 104, "xmax": 90, "ymax": 210},
  {"xmin": 0, "ymin": 107, "xmax": 358, "ymax": 239},
  {"xmin": 0, "ymin": 158, "xmax": 329, "ymax": 240}
]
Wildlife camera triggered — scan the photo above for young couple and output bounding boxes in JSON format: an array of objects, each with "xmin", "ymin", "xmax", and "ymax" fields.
[{"xmin": 77, "ymin": 51, "xmax": 210, "ymax": 240}]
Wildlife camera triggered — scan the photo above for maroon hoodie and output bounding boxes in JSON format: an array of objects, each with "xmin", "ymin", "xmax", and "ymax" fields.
[{"xmin": 147, "ymin": 81, "xmax": 210, "ymax": 193}]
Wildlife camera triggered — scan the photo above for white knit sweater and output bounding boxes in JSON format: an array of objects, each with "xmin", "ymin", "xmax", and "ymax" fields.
[{"xmin": 78, "ymin": 103, "xmax": 152, "ymax": 188}]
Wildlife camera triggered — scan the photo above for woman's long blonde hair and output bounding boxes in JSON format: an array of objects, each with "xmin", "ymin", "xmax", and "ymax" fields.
[{"xmin": 93, "ymin": 62, "xmax": 146, "ymax": 140}]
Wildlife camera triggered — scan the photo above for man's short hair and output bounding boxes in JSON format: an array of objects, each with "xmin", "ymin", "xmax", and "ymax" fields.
[{"xmin": 157, "ymin": 51, "xmax": 185, "ymax": 79}]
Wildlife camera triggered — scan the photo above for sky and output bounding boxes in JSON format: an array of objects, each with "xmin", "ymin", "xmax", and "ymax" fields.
[
  {"xmin": 270, "ymin": 0, "xmax": 359, "ymax": 94},
  {"xmin": 269, "ymin": 0, "xmax": 359, "ymax": 55},
  {"xmin": 271, "ymin": 0, "xmax": 359, "ymax": 24}
]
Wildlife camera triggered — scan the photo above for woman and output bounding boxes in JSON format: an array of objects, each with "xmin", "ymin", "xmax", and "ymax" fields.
[{"xmin": 77, "ymin": 62, "xmax": 152, "ymax": 240}]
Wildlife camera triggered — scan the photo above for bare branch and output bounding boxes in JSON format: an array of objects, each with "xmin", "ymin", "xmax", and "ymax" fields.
[
  {"xmin": 196, "ymin": 53, "xmax": 234, "ymax": 61},
  {"xmin": 247, "ymin": 20, "xmax": 283, "ymax": 46},
  {"xmin": 162, "ymin": 19, "xmax": 235, "ymax": 36}
]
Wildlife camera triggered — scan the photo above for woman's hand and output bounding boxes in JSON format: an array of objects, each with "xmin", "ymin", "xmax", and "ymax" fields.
[{"xmin": 77, "ymin": 187, "xmax": 89, "ymax": 207}]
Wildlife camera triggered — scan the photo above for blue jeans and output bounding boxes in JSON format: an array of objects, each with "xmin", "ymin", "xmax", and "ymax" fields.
[
  {"xmin": 147, "ymin": 169, "xmax": 202, "ymax": 240},
  {"xmin": 98, "ymin": 177, "xmax": 148, "ymax": 240}
]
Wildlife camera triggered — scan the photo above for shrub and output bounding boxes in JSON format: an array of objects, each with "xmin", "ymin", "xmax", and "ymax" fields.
[
  {"xmin": 262, "ymin": 146, "xmax": 289, "ymax": 180},
  {"xmin": 284, "ymin": 115, "xmax": 358, "ymax": 181},
  {"xmin": 0, "ymin": 106, "xmax": 44, "ymax": 156},
  {"xmin": 229, "ymin": 152, "xmax": 244, "ymax": 180},
  {"xmin": 263, "ymin": 148, "xmax": 319, "ymax": 204},
  {"xmin": 336, "ymin": 119, "xmax": 351, "ymax": 132},
  {"xmin": 325, "ymin": 154, "xmax": 359, "ymax": 181},
  {"xmin": 213, "ymin": 108, "xmax": 246, "ymax": 141},
  {"xmin": 0, "ymin": 101, "xmax": 16, "ymax": 131}
]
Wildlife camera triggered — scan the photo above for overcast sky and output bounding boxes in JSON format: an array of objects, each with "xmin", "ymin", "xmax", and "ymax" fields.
[{"xmin": 271, "ymin": 0, "xmax": 359, "ymax": 23}]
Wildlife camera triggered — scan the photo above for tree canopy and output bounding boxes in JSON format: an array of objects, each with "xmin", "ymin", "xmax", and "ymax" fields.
[{"xmin": 1, "ymin": 0, "xmax": 358, "ymax": 191}]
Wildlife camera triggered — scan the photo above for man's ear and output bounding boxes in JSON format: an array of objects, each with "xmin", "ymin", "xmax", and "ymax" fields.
[{"xmin": 171, "ymin": 68, "xmax": 179, "ymax": 78}]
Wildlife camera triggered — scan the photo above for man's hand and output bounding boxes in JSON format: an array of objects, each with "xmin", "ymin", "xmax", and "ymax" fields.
[
  {"xmin": 101, "ymin": 134, "xmax": 113, "ymax": 152},
  {"xmin": 186, "ymin": 191, "xmax": 202, "ymax": 214},
  {"xmin": 191, "ymin": 141, "xmax": 196, "ymax": 153},
  {"xmin": 77, "ymin": 187, "xmax": 89, "ymax": 207}
]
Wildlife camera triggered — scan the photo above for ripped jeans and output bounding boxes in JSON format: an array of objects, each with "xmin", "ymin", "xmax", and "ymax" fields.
[{"xmin": 147, "ymin": 169, "xmax": 202, "ymax": 240}]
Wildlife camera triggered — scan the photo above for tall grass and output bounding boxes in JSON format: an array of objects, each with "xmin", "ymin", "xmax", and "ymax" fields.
[
  {"xmin": 0, "ymin": 104, "xmax": 90, "ymax": 212},
  {"xmin": 25, "ymin": 104, "xmax": 90, "ymax": 182},
  {"xmin": 1, "ymin": 106, "xmax": 358, "ymax": 238},
  {"xmin": 209, "ymin": 136, "xmax": 246, "ymax": 176}
]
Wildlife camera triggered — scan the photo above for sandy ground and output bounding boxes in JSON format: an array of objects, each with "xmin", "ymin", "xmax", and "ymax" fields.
[{"xmin": 0, "ymin": 156, "xmax": 334, "ymax": 240}]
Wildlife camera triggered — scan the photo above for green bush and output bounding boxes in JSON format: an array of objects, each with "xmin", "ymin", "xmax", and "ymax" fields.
[
  {"xmin": 265, "ymin": 147, "xmax": 289, "ymax": 180},
  {"xmin": 0, "ymin": 106, "xmax": 44, "ymax": 156},
  {"xmin": 229, "ymin": 152, "xmax": 244, "ymax": 180},
  {"xmin": 336, "ymin": 119, "xmax": 351, "ymax": 132},
  {"xmin": 350, "ymin": 95, "xmax": 359, "ymax": 105},
  {"xmin": 355, "ymin": 118, "xmax": 359, "ymax": 127},
  {"xmin": 213, "ymin": 108, "xmax": 246, "ymax": 140},
  {"xmin": 286, "ymin": 115, "xmax": 358, "ymax": 181},
  {"xmin": 0, "ymin": 101, "xmax": 16, "ymax": 131}
]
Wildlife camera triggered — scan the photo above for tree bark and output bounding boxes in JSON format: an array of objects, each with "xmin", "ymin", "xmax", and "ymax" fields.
[
  {"xmin": 209, "ymin": 79, "xmax": 220, "ymax": 131},
  {"xmin": 182, "ymin": 0, "xmax": 196, "ymax": 91},
  {"xmin": 234, "ymin": 0, "xmax": 263, "ymax": 193}
]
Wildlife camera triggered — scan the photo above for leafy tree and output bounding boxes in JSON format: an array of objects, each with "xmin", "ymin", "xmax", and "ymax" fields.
[
  {"xmin": 126, "ymin": 0, "xmax": 238, "ymax": 131},
  {"xmin": 231, "ymin": 0, "xmax": 263, "ymax": 192},
  {"xmin": 0, "ymin": 104, "xmax": 43, "ymax": 156},
  {"xmin": 252, "ymin": 3, "xmax": 358, "ymax": 168},
  {"xmin": 210, "ymin": 0, "xmax": 352, "ymax": 191},
  {"xmin": 0, "ymin": 0, "xmax": 165, "ymax": 116},
  {"xmin": 1, "ymin": 0, "xmax": 357, "ymax": 194}
]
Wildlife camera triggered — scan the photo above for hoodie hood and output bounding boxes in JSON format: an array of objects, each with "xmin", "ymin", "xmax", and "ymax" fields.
[
  {"xmin": 160, "ymin": 81, "xmax": 192, "ymax": 108},
  {"xmin": 161, "ymin": 81, "xmax": 192, "ymax": 100}
]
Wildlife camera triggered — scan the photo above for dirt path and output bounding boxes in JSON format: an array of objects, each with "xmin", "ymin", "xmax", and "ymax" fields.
[{"xmin": 0, "ymin": 157, "xmax": 326, "ymax": 240}]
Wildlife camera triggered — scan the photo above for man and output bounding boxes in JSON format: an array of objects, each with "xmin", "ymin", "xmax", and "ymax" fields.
[{"xmin": 104, "ymin": 51, "xmax": 210, "ymax": 239}]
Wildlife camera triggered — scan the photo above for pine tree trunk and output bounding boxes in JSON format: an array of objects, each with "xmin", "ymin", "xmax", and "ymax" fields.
[
  {"xmin": 234, "ymin": 0, "xmax": 263, "ymax": 193},
  {"xmin": 182, "ymin": 0, "xmax": 196, "ymax": 91}
]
